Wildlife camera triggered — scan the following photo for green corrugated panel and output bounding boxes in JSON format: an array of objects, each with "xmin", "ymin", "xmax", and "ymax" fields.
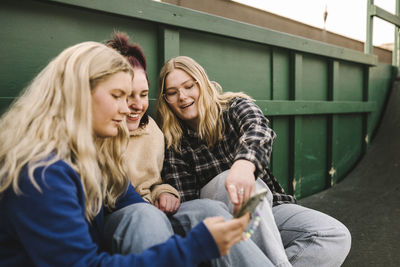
[{"xmin": 179, "ymin": 30, "xmax": 271, "ymax": 100}]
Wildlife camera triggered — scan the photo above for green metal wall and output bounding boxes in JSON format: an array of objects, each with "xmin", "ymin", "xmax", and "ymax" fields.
[{"xmin": 0, "ymin": 0, "xmax": 395, "ymax": 199}]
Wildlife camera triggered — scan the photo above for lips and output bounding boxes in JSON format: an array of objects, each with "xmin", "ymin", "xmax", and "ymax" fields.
[
  {"xmin": 180, "ymin": 102, "xmax": 194, "ymax": 109},
  {"xmin": 113, "ymin": 119, "xmax": 122, "ymax": 126},
  {"xmin": 127, "ymin": 113, "xmax": 141, "ymax": 121}
]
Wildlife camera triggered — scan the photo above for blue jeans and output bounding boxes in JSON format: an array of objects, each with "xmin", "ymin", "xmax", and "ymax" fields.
[
  {"xmin": 201, "ymin": 170, "xmax": 351, "ymax": 267},
  {"xmin": 201, "ymin": 171, "xmax": 292, "ymax": 267},
  {"xmin": 104, "ymin": 200, "xmax": 274, "ymax": 267},
  {"xmin": 103, "ymin": 203, "xmax": 173, "ymax": 254},
  {"xmin": 273, "ymin": 203, "xmax": 351, "ymax": 267}
]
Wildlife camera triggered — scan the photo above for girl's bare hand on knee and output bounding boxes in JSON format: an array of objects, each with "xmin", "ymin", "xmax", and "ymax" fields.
[
  {"xmin": 203, "ymin": 213, "xmax": 250, "ymax": 255},
  {"xmin": 155, "ymin": 193, "xmax": 180, "ymax": 215}
]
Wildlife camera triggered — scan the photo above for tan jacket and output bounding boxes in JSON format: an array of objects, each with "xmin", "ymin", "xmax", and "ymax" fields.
[{"xmin": 126, "ymin": 117, "xmax": 180, "ymax": 204}]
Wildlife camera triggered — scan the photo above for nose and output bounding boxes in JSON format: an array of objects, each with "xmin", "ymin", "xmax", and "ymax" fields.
[
  {"xmin": 178, "ymin": 87, "xmax": 189, "ymax": 100},
  {"xmin": 120, "ymin": 99, "xmax": 130, "ymax": 115},
  {"xmin": 128, "ymin": 95, "xmax": 143, "ymax": 110}
]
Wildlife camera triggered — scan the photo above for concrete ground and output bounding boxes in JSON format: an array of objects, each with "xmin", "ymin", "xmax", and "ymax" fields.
[{"xmin": 299, "ymin": 80, "xmax": 400, "ymax": 266}]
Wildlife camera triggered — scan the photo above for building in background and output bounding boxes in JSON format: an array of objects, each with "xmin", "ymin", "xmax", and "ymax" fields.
[{"xmin": 160, "ymin": 0, "xmax": 392, "ymax": 64}]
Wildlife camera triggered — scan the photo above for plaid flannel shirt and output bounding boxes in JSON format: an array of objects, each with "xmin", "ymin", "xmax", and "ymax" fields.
[{"xmin": 162, "ymin": 97, "xmax": 296, "ymax": 206}]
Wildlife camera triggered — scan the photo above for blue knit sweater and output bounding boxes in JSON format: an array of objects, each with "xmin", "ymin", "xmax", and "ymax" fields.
[{"xmin": 0, "ymin": 160, "xmax": 219, "ymax": 267}]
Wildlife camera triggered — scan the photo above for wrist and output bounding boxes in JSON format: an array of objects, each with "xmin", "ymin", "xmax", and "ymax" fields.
[{"xmin": 232, "ymin": 159, "xmax": 256, "ymax": 173}]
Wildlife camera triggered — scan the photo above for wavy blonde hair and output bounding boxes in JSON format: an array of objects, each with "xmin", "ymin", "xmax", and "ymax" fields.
[
  {"xmin": 156, "ymin": 56, "xmax": 251, "ymax": 151},
  {"xmin": 0, "ymin": 41, "xmax": 134, "ymax": 220}
]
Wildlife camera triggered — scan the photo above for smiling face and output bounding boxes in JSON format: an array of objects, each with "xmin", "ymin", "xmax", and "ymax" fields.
[
  {"xmin": 126, "ymin": 68, "xmax": 149, "ymax": 131},
  {"xmin": 91, "ymin": 71, "xmax": 132, "ymax": 137},
  {"xmin": 164, "ymin": 68, "xmax": 200, "ymax": 129}
]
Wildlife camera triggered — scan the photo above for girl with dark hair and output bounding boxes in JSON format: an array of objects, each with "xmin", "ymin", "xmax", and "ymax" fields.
[{"xmin": 106, "ymin": 32, "xmax": 180, "ymax": 213}]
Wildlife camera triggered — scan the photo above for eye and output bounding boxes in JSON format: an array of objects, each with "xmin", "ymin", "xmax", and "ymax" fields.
[
  {"xmin": 141, "ymin": 92, "xmax": 149, "ymax": 97},
  {"xmin": 165, "ymin": 90, "xmax": 177, "ymax": 96},
  {"xmin": 112, "ymin": 94, "xmax": 121, "ymax": 99},
  {"xmin": 185, "ymin": 82, "xmax": 196, "ymax": 89}
]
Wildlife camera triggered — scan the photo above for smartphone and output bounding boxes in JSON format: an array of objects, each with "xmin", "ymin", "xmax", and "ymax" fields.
[{"xmin": 234, "ymin": 188, "xmax": 268, "ymax": 218}]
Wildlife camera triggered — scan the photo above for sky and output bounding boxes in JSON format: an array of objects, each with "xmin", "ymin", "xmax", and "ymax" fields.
[{"xmin": 233, "ymin": 0, "xmax": 396, "ymax": 47}]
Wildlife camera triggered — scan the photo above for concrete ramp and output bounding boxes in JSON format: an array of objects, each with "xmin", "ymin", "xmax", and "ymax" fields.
[{"xmin": 299, "ymin": 80, "xmax": 400, "ymax": 266}]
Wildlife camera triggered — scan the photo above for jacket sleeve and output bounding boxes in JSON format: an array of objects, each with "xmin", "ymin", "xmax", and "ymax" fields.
[
  {"xmin": 127, "ymin": 117, "xmax": 180, "ymax": 204},
  {"xmin": 150, "ymin": 130, "xmax": 181, "ymax": 202},
  {"xmin": 229, "ymin": 97, "xmax": 277, "ymax": 180},
  {"xmin": 149, "ymin": 118, "xmax": 181, "ymax": 203},
  {"xmin": 5, "ymin": 161, "xmax": 218, "ymax": 267},
  {"xmin": 162, "ymin": 146, "xmax": 200, "ymax": 202}
]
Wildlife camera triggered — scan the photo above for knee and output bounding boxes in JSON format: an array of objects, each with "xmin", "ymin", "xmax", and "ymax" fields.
[
  {"xmin": 333, "ymin": 224, "xmax": 352, "ymax": 260},
  {"xmin": 312, "ymin": 222, "xmax": 352, "ymax": 265},
  {"xmin": 109, "ymin": 203, "xmax": 173, "ymax": 235},
  {"xmin": 324, "ymin": 218, "xmax": 352, "ymax": 255},
  {"xmin": 105, "ymin": 203, "xmax": 173, "ymax": 254},
  {"xmin": 124, "ymin": 203, "xmax": 170, "ymax": 226},
  {"xmin": 179, "ymin": 199, "xmax": 231, "ymax": 222},
  {"xmin": 189, "ymin": 199, "xmax": 231, "ymax": 218}
]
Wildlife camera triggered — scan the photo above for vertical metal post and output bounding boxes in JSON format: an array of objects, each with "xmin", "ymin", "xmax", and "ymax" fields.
[
  {"xmin": 292, "ymin": 53, "xmax": 303, "ymax": 198},
  {"xmin": 364, "ymin": 0, "xmax": 374, "ymax": 54},
  {"xmin": 158, "ymin": 27, "xmax": 180, "ymax": 66},
  {"xmin": 327, "ymin": 60, "xmax": 340, "ymax": 188},
  {"xmin": 365, "ymin": 0, "xmax": 374, "ymax": 54},
  {"xmin": 394, "ymin": 0, "xmax": 400, "ymax": 66}
]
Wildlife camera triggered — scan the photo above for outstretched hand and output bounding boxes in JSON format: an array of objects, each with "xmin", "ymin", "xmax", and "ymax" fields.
[{"xmin": 203, "ymin": 213, "xmax": 250, "ymax": 255}]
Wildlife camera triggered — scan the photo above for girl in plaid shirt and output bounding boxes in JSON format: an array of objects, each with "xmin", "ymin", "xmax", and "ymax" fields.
[{"xmin": 157, "ymin": 56, "xmax": 352, "ymax": 267}]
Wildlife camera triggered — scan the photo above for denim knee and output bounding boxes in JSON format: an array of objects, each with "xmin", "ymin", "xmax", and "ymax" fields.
[
  {"xmin": 330, "ymin": 224, "xmax": 352, "ymax": 264},
  {"xmin": 290, "ymin": 222, "xmax": 352, "ymax": 266},
  {"xmin": 171, "ymin": 199, "xmax": 232, "ymax": 235},
  {"xmin": 314, "ymin": 220, "xmax": 352, "ymax": 265},
  {"xmin": 185, "ymin": 199, "xmax": 231, "ymax": 218},
  {"xmin": 105, "ymin": 203, "xmax": 174, "ymax": 254},
  {"xmin": 117, "ymin": 203, "xmax": 173, "ymax": 234}
]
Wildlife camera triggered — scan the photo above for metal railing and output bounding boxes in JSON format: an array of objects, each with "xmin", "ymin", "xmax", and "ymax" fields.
[{"xmin": 365, "ymin": 0, "xmax": 400, "ymax": 66}]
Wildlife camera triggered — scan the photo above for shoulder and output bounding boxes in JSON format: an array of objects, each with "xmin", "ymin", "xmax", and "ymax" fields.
[
  {"xmin": 147, "ymin": 116, "xmax": 164, "ymax": 145},
  {"xmin": 226, "ymin": 97, "xmax": 259, "ymax": 115},
  {"xmin": 18, "ymin": 159, "xmax": 83, "ymax": 197},
  {"xmin": 130, "ymin": 117, "xmax": 163, "ymax": 137},
  {"xmin": 142, "ymin": 116, "xmax": 164, "ymax": 143},
  {"xmin": 147, "ymin": 116, "xmax": 163, "ymax": 135},
  {"xmin": 230, "ymin": 96, "xmax": 255, "ymax": 107},
  {"xmin": 127, "ymin": 117, "xmax": 164, "ymax": 156}
]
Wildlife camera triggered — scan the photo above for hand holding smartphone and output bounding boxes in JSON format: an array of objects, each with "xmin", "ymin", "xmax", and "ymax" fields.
[{"xmin": 234, "ymin": 188, "xmax": 268, "ymax": 218}]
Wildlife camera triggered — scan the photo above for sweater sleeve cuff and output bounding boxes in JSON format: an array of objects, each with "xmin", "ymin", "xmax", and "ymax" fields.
[{"xmin": 151, "ymin": 184, "xmax": 181, "ymax": 203}]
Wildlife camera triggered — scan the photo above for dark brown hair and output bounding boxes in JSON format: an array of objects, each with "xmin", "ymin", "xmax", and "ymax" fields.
[{"xmin": 106, "ymin": 31, "xmax": 149, "ymax": 127}]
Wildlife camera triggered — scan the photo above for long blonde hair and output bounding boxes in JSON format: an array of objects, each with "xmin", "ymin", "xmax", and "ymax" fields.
[
  {"xmin": 0, "ymin": 42, "xmax": 134, "ymax": 220},
  {"xmin": 156, "ymin": 56, "xmax": 251, "ymax": 151}
]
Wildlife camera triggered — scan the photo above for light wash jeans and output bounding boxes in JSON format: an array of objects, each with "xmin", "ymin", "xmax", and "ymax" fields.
[
  {"xmin": 200, "ymin": 170, "xmax": 351, "ymax": 267},
  {"xmin": 273, "ymin": 203, "xmax": 351, "ymax": 267},
  {"xmin": 104, "ymin": 199, "xmax": 274, "ymax": 267},
  {"xmin": 201, "ymin": 170, "xmax": 292, "ymax": 267}
]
